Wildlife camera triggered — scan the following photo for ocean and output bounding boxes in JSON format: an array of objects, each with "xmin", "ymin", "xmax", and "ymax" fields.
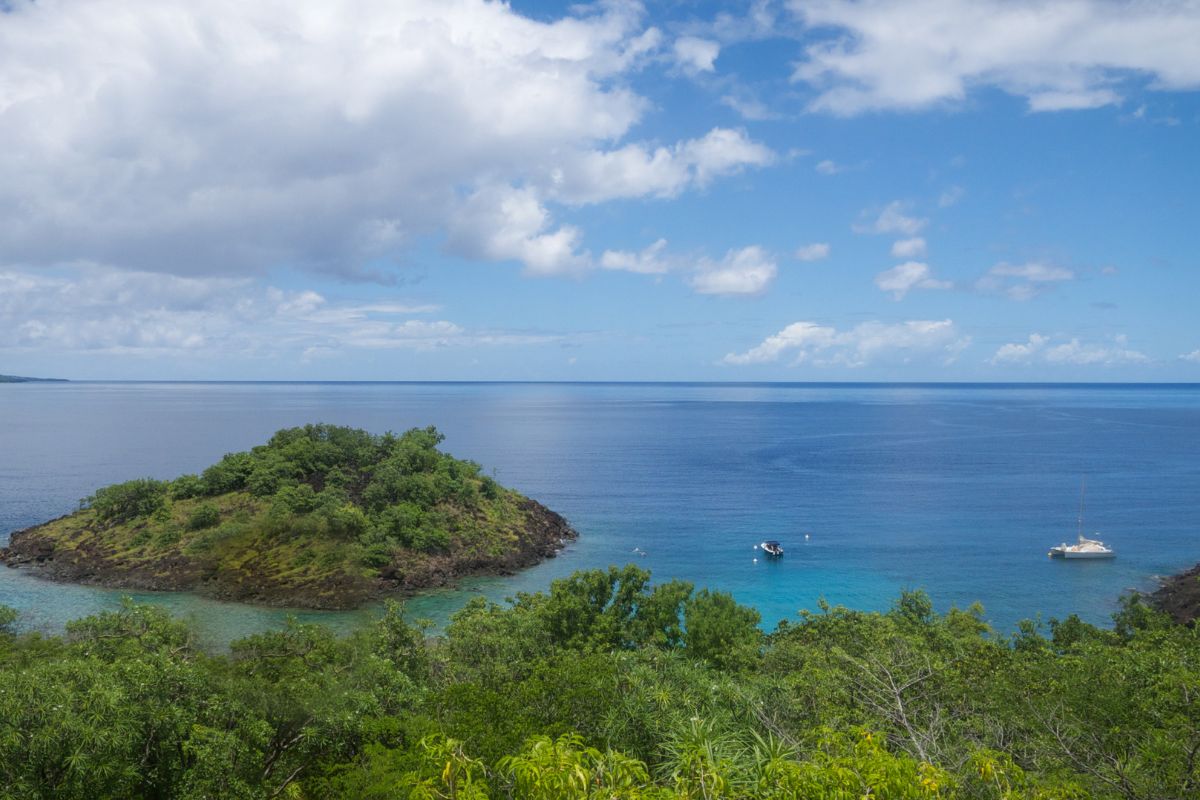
[{"xmin": 2, "ymin": 381, "xmax": 1198, "ymax": 645}]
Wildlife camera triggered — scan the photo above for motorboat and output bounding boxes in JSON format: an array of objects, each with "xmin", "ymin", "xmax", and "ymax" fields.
[
  {"xmin": 759, "ymin": 540, "xmax": 784, "ymax": 557},
  {"xmin": 1049, "ymin": 480, "xmax": 1114, "ymax": 559}
]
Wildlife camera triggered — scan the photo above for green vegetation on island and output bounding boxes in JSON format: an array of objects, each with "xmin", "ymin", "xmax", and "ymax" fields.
[
  {"xmin": 0, "ymin": 425, "xmax": 574, "ymax": 608},
  {"xmin": 0, "ymin": 565, "xmax": 1196, "ymax": 799}
]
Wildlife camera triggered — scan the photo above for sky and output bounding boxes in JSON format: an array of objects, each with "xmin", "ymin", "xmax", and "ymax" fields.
[{"xmin": 1, "ymin": 0, "xmax": 1198, "ymax": 381}]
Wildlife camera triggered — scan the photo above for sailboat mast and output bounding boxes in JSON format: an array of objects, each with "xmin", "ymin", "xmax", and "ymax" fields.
[{"xmin": 1077, "ymin": 478, "xmax": 1086, "ymax": 540}]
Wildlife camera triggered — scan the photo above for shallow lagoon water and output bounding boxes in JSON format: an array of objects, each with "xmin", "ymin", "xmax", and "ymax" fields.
[{"xmin": 2, "ymin": 381, "xmax": 1198, "ymax": 645}]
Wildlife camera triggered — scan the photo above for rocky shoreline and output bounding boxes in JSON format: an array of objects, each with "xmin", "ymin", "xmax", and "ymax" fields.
[
  {"xmin": 1150, "ymin": 562, "xmax": 1200, "ymax": 626},
  {"xmin": 1, "ymin": 499, "xmax": 576, "ymax": 611}
]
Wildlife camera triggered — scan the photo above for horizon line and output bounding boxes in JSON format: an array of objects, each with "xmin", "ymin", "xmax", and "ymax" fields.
[{"xmin": 16, "ymin": 379, "xmax": 1200, "ymax": 388}]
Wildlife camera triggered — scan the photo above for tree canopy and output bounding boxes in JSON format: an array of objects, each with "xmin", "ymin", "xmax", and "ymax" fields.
[{"xmin": 1, "ymin": 565, "xmax": 1195, "ymax": 798}]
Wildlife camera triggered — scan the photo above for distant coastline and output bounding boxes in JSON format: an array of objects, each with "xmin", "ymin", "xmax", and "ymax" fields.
[{"xmin": 0, "ymin": 373, "xmax": 68, "ymax": 383}]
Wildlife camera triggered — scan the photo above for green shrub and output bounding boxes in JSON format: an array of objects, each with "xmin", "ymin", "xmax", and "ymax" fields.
[
  {"xmin": 0, "ymin": 605, "xmax": 17, "ymax": 635},
  {"xmin": 200, "ymin": 451, "xmax": 253, "ymax": 494},
  {"xmin": 87, "ymin": 478, "xmax": 168, "ymax": 523},
  {"xmin": 186, "ymin": 504, "xmax": 221, "ymax": 531},
  {"xmin": 409, "ymin": 526, "xmax": 451, "ymax": 554},
  {"xmin": 169, "ymin": 474, "xmax": 205, "ymax": 500},
  {"xmin": 272, "ymin": 484, "xmax": 318, "ymax": 516}
]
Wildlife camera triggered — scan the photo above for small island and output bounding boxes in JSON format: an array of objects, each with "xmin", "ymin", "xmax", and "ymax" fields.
[{"xmin": 1, "ymin": 424, "xmax": 574, "ymax": 609}]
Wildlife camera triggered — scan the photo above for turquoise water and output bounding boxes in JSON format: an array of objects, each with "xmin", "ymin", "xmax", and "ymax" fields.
[{"xmin": 2, "ymin": 382, "xmax": 1198, "ymax": 645}]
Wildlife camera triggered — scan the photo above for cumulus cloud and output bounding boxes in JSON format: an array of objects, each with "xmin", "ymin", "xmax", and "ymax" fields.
[
  {"xmin": 0, "ymin": 264, "xmax": 557, "ymax": 357},
  {"xmin": 991, "ymin": 333, "xmax": 1148, "ymax": 365},
  {"xmin": 690, "ymin": 246, "xmax": 778, "ymax": 295},
  {"xmin": 0, "ymin": 0, "xmax": 770, "ymax": 280},
  {"xmin": 1181, "ymin": 350, "xmax": 1200, "ymax": 363},
  {"xmin": 554, "ymin": 128, "xmax": 774, "ymax": 205},
  {"xmin": 875, "ymin": 261, "xmax": 951, "ymax": 300},
  {"xmin": 854, "ymin": 201, "xmax": 927, "ymax": 236},
  {"xmin": 719, "ymin": 93, "xmax": 779, "ymax": 121},
  {"xmin": 977, "ymin": 261, "xmax": 1075, "ymax": 300},
  {"xmin": 723, "ymin": 319, "xmax": 969, "ymax": 367},
  {"xmin": 815, "ymin": 159, "xmax": 843, "ymax": 175},
  {"xmin": 890, "ymin": 237, "xmax": 927, "ymax": 259},
  {"xmin": 447, "ymin": 186, "xmax": 588, "ymax": 277},
  {"xmin": 788, "ymin": 0, "xmax": 1200, "ymax": 115},
  {"xmin": 991, "ymin": 333, "xmax": 1051, "ymax": 364},
  {"xmin": 795, "ymin": 243, "xmax": 831, "ymax": 262},
  {"xmin": 600, "ymin": 239, "xmax": 672, "ymax": 275},
  {"xmin": 673, "ymin": 36, "xmax": 721, "ymax": 74}
]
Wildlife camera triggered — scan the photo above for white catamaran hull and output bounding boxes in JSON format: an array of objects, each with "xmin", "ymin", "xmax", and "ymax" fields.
[{"xmin": 1052, "ymin": 550, "xmax": 1115, "ymax": 559}]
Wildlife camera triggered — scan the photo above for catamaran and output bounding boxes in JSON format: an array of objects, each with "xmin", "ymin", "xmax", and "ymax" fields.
[{"xmin": 1049, "ymin": 480, "xmax": 1115, "ymax": 559}]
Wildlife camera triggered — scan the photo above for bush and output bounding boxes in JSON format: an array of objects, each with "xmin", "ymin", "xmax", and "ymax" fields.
[
  {"xmin": 200, "ymin": 452, "xmax": 253, "ymax": 495},
  {"xmin": 186, "ymin": 504, "xmax": 221, "ymax": 531},
  {"xmin": 87, "ymin": 478, "xmax": 168, "ymax": 523},
  {"xmin": 326, "ymin": 504, "xmax": 369, "ymax": 538},
  {"xmin": 0, "ymin": 605, "xmax": 17, "ymax": 636},
  {"xmin": 408, "ymin": 526, "xmax": 451, "ymax": 554},
  {"xmin": 272, "ymin": 484, "xmax": 318, "ymax": 516},
  {"xmin": 170, "ymin": 474, "xmax": 205, "ymax": 500},
  {"xmin": 684, "ymin": 589, "xmax": 762, "ymax": 670}
]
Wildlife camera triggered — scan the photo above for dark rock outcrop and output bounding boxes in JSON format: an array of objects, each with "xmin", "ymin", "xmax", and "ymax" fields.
[{"xmin": 1151, "ymin": 563, "xmax": 1200, "ymax": 626}]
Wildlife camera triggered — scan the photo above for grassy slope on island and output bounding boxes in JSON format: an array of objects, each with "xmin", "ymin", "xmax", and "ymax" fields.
[{"xmin": 1, "ymin": 424, "xmax": 573, "ymax": 608}]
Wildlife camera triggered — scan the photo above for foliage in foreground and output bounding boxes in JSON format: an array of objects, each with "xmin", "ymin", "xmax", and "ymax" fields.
[{"xmin": 0, "ymin": 565, "xmax": 1197, "ymax": 799}]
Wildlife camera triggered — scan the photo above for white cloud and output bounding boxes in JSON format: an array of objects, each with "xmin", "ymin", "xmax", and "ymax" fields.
[
  {"xmin": 788, "ymin": 0, "xmax": 1200, "ymax": 115},
  {"xmin": 815, "ymin": 159, "xmax": 842, "ymax": 175},
  {"xmin": 992, "ymin": 333, "xmax": 1148, "ymax": 365},
  {"xmin": 719, "ymin": 93, "xmax": 779, "ymax": 121},
  {"xmin": 990, "ymin": 263, "xmax": 1075, "ymax": 282},
  {"xmin": 673, "ymin": 36, "xmax": 721, "ymax": 74},
  {"xmin": 890, "ymin": 237, "xmax": 927, "ymax": 258},
  {"xmin": 874, "ymin": 261, "xmax": 951, "ymax": 300},
  {"xmin": 0, "ymin": 264, "xmax": 558, "ymax": 357},
  {"xmin": 447, "ymin": 186, "xmax": 588, "ymax": 277},
  {"xmin": 795, "ymin": 242, "xmax": 831, "ymax": 262},
  {"xmin": 677, "ymin": 128, "xmax": 776, "ymax": 186},
  {"xmin": 554, "ymin": 128, "xmax": 774, "ymax": 205},
  {"xmin": 0, "ymin": 0, "xmax": 771, "ymax": 280},
  {"xmin": 991, "ymin": 333, "xmax": 1050, "ymax": 364},
  {"xmin": 724, "ymin": 319, "xmax": 969, "ymax": 367},
  {"xmin": 977, "ymin": 261, "xmax": 1075, "ymax": 300},
  {"xmin": 602, "ymin": 239, "xmax": 782, "ymax": 295},
  {"xmin": 690, "ymin": 246, "xmax": 778, "ymax": 296},
  {"xmin": 938, "ymin": 186, "xmax": 966, "ymax": 208},
  {"xmin": 1180, "ymin": 350, "xmax": 1200, "ymax": 363},
  {"xmin": 601, "ymin": 239, "xmax": 672, "ymax": 275},
  {"xmin": 855, "ymin": 201, "xmax": 927, "ymax": 236}
]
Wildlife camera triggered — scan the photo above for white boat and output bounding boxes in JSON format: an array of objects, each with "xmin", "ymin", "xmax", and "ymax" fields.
[
  {"xmin": 759, "ymin": 540, "xmax": 784, "ymax": 557},
  {"xmin": 1049, "ymin": 480, "xmax": 1115, "ymax": 559},
  {"xmin": 1049, "ymin": 534, "xmax": 1115, "ymax": 559}
]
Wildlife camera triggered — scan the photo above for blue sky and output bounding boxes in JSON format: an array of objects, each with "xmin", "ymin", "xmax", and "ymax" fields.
[{"xmin": 1, "ymin": 0, "xmax": 1197, "ymax": 381}]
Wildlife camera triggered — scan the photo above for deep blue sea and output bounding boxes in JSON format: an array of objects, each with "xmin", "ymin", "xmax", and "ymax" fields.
[{"xmin": 2, "ymin": 382, "xmax": 1198, "ymax": 646}]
